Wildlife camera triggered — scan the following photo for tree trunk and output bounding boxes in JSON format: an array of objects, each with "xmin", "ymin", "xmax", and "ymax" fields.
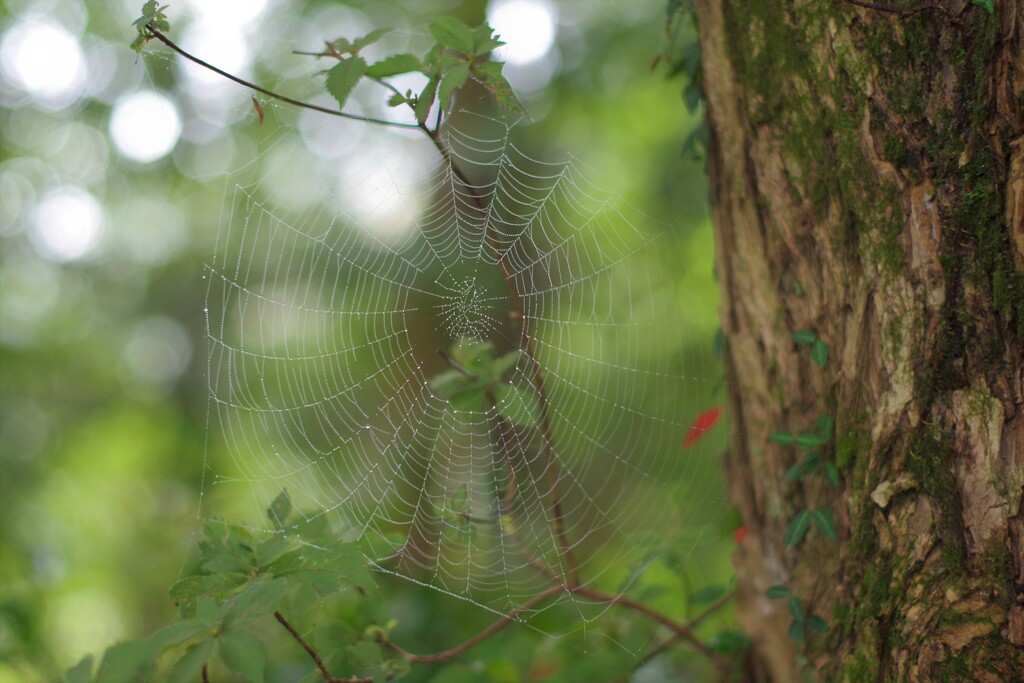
[{"xmin": 692, "ymin": 0, "xmax": 1024, "ymax": 680}]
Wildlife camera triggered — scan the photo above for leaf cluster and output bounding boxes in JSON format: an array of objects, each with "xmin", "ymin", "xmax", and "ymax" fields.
[
  {"xmin": 66, "ymin": 490, "xmax": 388, "ymax": 683},
  {"xmin": 315, "ymin": 16, "xmax": 524, "ymax": 126},
  {"xmin": 130, "ymin": 1, "xmax": 170, "ymax": 53},
  {"xmin": 764, "ymin": 586, "xmax": 828, "ymax": 640}
]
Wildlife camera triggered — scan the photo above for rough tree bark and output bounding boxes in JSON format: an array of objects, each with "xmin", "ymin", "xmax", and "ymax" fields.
[{"xmin": 692, "ymin": 0, "xmax": 1024, "ymax": 680}]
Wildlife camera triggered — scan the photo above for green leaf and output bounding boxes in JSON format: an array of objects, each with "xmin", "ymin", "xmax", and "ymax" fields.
[
  {"xmin": 365, "ymin": 54, "xmax": 422, "ymax": 78},
  {"xmin": 352, "ymin": 28, "xmax": 390, "ymax": 52},
  {"xmin": 268, "ymin": 540, "xmax": 372, "ymax": 594},
  {"xmin": 166, "ymin": 640, "xmax": 215, "ymax": 683},
  {"xmin": 387, "ymin": 93, "xmax": 408, "ymax": 107},
  {"xmin": 415, "ymin": 76, "xmax": 438, "ymax": 125},
  {"xmin": 325, "ymin": 57, "xmax": 367, "ymax": 110},
  {"xmin": 255, "ymin": 535, "xmax": 291, "ymax": 567},
  {"xmin": 792, "ymin": 330, "xmax": 817, "ymax": 345},
  {"xmin": 472, "ymin": 24, "xmax": 505, "ymax": 55},
  {"xmin": 769, "ymin": 431, "xmax": 795, "ymax": 444},
  {"xmin": 810, "ymin": 508, "xmax": 837, "ymax": 540},
  {"xmin": 812, "ymin": 339, "xmax": 829, "ymax": 368},
  {"xmin": 971, "ymin": 0, "xmax": 994, "ymax": 14},
  {"xmin": 428, "ymin": 16, "xmax": 475, "ymax": 54},
  {"xmin": 784, "ymin": 464, "xmax": 803, "ymax": 482},
  {"xmin": 815, "ymin": 414, "xmax": 835, "ymax": 439},
  {"xmin": 449, "ymin": 388, "xmax": 486, "ymax": 412},
  {"xmin": 787, "ymin": 597, "xmax": 805, "ymax": 620},
  {"xmin": 688, "ymin": 584, "xmax": 727, "ymax": 606},
  {"xmin": 824, "ymin": 461, "xmax": 840, "ymax": 488},
  {"xmin": 169, "ymin": 572, "xmax": 247, "ymax": 613},
  {"xmin": 219, "ymin": 631, "xmax": 266, "ymax": 683},
  {"xmin": 196, "ymin": 596, "xmax": 221, "ymax": 629},
  {"xmin": 706, "ymin": 629, "xmax": 750, "ymax": 653},
  {"xmin": 473, "ymin": 61, "xmax": 525, "ymax": 116},
  {"xmin": 148, "ymin": 620, "xmax": 207, "ymax": 652},
  {"xmin": 799, "ymin": 450, "xmax": 821, "ymax": 474},
  {"xmin": 65, "ymin": 655, "xmax": 93, "ymax": 683},
  {"xmin": 95, "ymin": 639, "xmax": 156, "ymax": 683},
  {"xmin": 784, "ymin": 509, "xmax": 811, "ymax": 547},
  {"xmin": 796, "ymin": 432, "xmax": 827, "ymax": 448},
  {"xmin": 491, "ymin": 350, "xmax": 521, "ymax": 380},
  {"xmin": 429, "ymin": 369, "xmax": 469, "ymax": 399},
  {"xmin": 223, "ymin": 578, "xmax": 287, "ymax": 628},
  {"xmin": 438, "ymin": 63, "xmax": 471, "ymax": 113},
  {"xmin": 347, "ymin": 640, "xmax": 384, "ymax": 669},
  {"xmin": 765, "ymin": 584, "xmax": 791, "ymax": 599},
  {"xmin": 806, "ymin": 614, "xmax": 829, "ymax": 633},
  {"xmin": 495, "ymin": 384, "xmax": 540, "ymax": 428},
  {"xmin": 449, "ymin": 485, "xmax": 468, "ymax": 512},
  {"xmin": 787, "ymin": 618, "xmax": 805, "ymax": 640},
  {"xmin": 267, "ymin": 489, "xmax": 292, "ymax": 529}
]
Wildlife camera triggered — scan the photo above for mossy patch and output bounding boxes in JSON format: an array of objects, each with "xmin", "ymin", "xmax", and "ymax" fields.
[{"xmin": 908, "ymin": 427, "xmax": 967, "ymax": 580}]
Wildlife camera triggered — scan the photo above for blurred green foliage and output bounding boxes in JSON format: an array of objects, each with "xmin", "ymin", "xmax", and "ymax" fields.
[{"xmin": 0, "ymin": 1, "xmax": 734, "ymax": 681}]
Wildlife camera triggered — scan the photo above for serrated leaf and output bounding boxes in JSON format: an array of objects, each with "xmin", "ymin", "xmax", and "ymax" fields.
[
  {"xmin": 787, "ymin": 618, "xmax": 805, "ymax": 640},
  {"xmin": 170, "ymin": 573, "xmax": 247, "ymax": 613},
  {"xmin": 812, "ymin": 339, "xmax": 829, "ymax": 368},
  {"xmin": 971, "ymin": 0, "xmax": 994, "ymax": 14},
  {"xmin": 428, "ymin": 16, "xmax": 475, "ymax": 54},
  {"xmin": 219, "ymin": 631, "xmax": 266, "ymax": 683},
  {"xmin": 811, "ymin": 508, "xmax": 837, "ymax": 540},
  {"xmin": 353, "ymin": 28, "xmax": 390, "ymax": 51},
  {"xmin": 267, "ymin": 540, "xmax": 372, "ymax": 594},
  {"xmin": 95, "ymin": 639, "xmax": 156, "ymax": 683},
  {"xmin": 166, "ymin": 640, "xmax": 215, "ymax": 683},
  {"xmin": 824, "ymin": 462, "xmax": 840, "ymax": 487},
  {"xmin": 266, "ymin": 489, "xmax": 292, "ymax": 529},
  {"xmin": 806, "ymin": 614, "xmax": 829, "ymax": 633},
  {"xmin": 65, "ymin": 655, "xmax": 93, "ymax": 683},
  {"xmin": 769, "ymin": 431, "xmax": 795, "ymax": 444},
  {"xmin": 784, "ymin": 509, "xmax": 811, "ymax": 547},
  {"xmin": 796, "ymin": 432, "xmax": 827, "ymax": 448},
  {"xmin": 472, "ymin": 24, "xmax": 505, "ymax": 55},
  {"xmin": 223, "ymin": 578, "xmax": 287, "ymax": 628},
  {"xmin": 415, "ymin": 76, "xmax": 438, "ymax": 125},
  {"xmin": 196, "ymin": 596, "xmax": 220, "ymax": 629},
  {"xmin": 255, "ymin": 535, "xmax": 291, "ymax": 567},
  {"xmin": 765, "ymin": 584, "xmax": 791, "ymax": 599},
  {"xmin": 792, "ymin": 330, "xmax": 817, "ymax": 345},
  {"xmin": 438, "ymin": 63, "xmax": 470, "ymax": 113},
  {"xmin": 148, "ymin": 620, "xmax": 207, "ymax": 652},
  {"xmin": 365, "ymin": 53, "xmax": 422, "ymax": 78},
  {"xmin": 325, "ymin": 57, "xmax": 367, "ymax": 110},
  {"xmin": 473, "ymin": 61, "xmax": 525, "ymax": 116},
  {"xmin": 495, "ymin": 384, "xmax": 540, "ymax": 428},
  {"xmin": 689, "ymin": 584, "xmax": 727, "ymax": 606}
]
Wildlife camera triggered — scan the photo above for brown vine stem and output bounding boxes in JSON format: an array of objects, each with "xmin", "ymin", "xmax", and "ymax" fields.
[
  {"xmin": 143, "ymin": 28, "xmax": 420, "ymax": 129},
  {"xmin": 839, "ymin": 0, "xmax": 953, "ymax": 18}
]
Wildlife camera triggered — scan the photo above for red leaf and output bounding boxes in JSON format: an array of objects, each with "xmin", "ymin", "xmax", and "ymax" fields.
[
  {"xmin": 682, "ymin": 407, "xmax": 722, "ymax": 448},
  {"xmin": 733, "ymin": 526, "xmax": 747, "ymax": 544}
]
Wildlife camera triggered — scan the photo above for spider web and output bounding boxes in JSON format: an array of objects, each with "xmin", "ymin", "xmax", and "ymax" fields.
[{"xmin": 198, "ymin": 93, "xmax": 725, "ymax": 639}]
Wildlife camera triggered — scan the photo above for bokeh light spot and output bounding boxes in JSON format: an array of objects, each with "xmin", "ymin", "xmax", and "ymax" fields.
[
  {"xmin": 109, "ymin": 91, "xmax": 182, "ymax": 163},
  {"xmin": 488, "ymin": 0, "xmax": 557, "ymax": 66},
  {"xmin": 30, "ymin": 187, "xmax": 103, "ymax": 262},
  {"xmin": 0, "ymin": 19, "xmax": 84, "ymax": 104}
]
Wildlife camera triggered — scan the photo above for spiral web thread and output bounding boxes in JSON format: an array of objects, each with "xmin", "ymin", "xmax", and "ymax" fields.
[{"xmin": 201, "ymin": 104, "xmax": 723, "ymax": 645}]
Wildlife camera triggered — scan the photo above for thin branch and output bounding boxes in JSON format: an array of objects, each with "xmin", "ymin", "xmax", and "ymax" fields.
[
  {"xmin": 383, "ymin": 585, "xmax": 564, "ymax": 664},
  {"xmin": 143, "ymin": 27, "xmax": 420, "ymax": 129},
  {"xmin": 275, "ymin": 610, "xmax": 332, "ymax": 680},
  {"xmin": 202, "ymin": 664, "xmax": 210, "ymax": 683}
]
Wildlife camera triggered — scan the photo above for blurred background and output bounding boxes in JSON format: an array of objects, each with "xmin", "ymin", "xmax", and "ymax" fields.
[{"xmin": 0, "ymin": 0, "xmax": 732, "ymax": 680}]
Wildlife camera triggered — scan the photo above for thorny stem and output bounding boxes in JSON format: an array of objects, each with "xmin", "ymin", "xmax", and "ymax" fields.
[{"xmin": 145, "ymin": 27, "xmax": 732, "ymax": 678}]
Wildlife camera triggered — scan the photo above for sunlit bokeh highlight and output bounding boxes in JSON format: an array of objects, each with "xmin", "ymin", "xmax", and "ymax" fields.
[
  {"xmin": 109, "ymin": 90, "xmax": 182, "ymax": 163},
  {"xmin": 29, "ymin": 186, "xmax": 103, "ymax": 262},
  {"xmin": 0, "ymin": 18, "xmax": 85, "ymax": 107}
]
